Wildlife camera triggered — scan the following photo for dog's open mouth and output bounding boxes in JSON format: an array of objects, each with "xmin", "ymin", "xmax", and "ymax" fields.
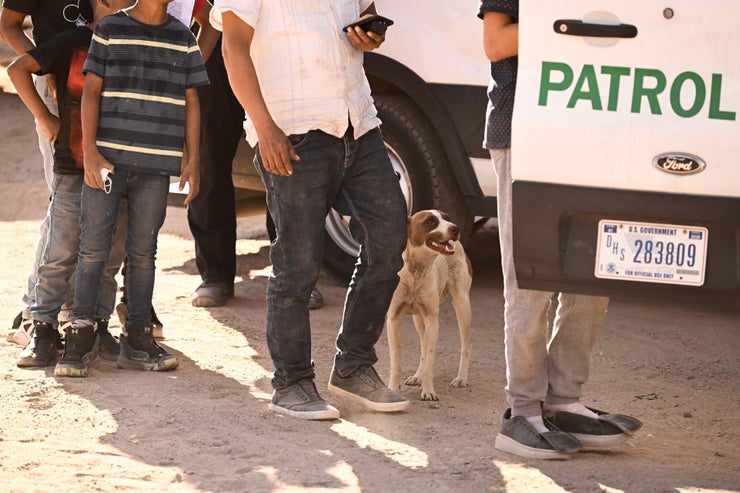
[{"xmin": 427, "ymin": 238, "xmax": 456, "ymax": 255}]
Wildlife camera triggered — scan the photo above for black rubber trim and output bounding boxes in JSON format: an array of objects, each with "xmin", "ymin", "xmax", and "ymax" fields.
[{"xmin": 512, "ymin": 182, "xmax": 740, "ymax": 298}]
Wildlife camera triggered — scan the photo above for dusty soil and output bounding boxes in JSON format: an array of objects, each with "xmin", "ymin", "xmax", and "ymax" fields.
[{"xmin": 0, "ymin": 81, "xmax": 738, "ymax": 492}]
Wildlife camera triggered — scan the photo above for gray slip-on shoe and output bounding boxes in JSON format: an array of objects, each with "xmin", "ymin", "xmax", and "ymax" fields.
[
  {"xmin": 544, "ymin": 407, "xmax": 643, "ymax": 448},
  {"xmin": 495, "ymin": 408, "xmax": 581, "ymax": 460},
  {"xmin": 271, "ymin": 379, "xmax": 340, "ymax": 420},
  {"xmin": 328, "ymin": 365, "xmax": 410, "ymax": 412}
]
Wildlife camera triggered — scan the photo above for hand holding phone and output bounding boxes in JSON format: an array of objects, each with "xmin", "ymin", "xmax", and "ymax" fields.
[{"xmin": 343, "ymin": 14, "xmax": 394, "ymax": 36}]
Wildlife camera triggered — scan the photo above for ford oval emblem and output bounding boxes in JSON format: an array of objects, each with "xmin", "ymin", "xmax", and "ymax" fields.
[{"xmin": 653, "ymin": 153, "xmax": 706, "ymax": 175}]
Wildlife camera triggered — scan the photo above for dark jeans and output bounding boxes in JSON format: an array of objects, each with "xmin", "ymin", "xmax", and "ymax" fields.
[
  {"xmin": 256, "ymin": 126, "xmax": 407, "ymax": 389},
  {"xmin": 73, "ymin": 171, "xmax": 169, "ymax": 330},
  {"xmin": 187, "ymin": 43, "xmax": 244, "ymax": 289}
]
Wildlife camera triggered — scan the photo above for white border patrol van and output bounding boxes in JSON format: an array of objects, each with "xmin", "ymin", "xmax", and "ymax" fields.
[{"xmin": 511, "ymin": 2, "xmax": 739, "ymax": 297}]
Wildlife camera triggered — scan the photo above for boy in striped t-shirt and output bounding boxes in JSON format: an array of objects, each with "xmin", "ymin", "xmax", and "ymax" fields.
[{"xmin": 55, "ymin": 0, "xmax": 209, "ymax": 377}]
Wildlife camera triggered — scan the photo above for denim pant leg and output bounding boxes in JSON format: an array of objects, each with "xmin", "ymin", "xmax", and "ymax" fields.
[
  {"xmin": 22, "ymin": 207, "xmax": 51, "ymax": 320},
  {"xmin": 121, "ymin": 174, "xmax": 169, "ymax": 329},
  {"xmin": 31, "ymin": 174, "xmax": 84, "ymax": 327},
  {"xmin": 97, "ymin": 199, "xmax": 129, "ymax": 319},
  {"xmin": 73, "ymin": 175, "xmax": 126, "ymax": 323},
  {"xmin": 491, "ymin": 149, "xmax": 608, "ymax": 417},
  {"xmin": 331, "ymin": 128, "xmax": 407, "ymax": 376},
  {"xmin": 256, "ymin": 132, "xmax": 342, "ymax": 389}
]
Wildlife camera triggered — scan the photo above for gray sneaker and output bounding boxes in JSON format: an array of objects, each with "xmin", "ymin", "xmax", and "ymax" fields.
[
  {"xmin": 494, "ymin": 408, "xmax": 581, "ymax": 460},
  {"xmin": 271, "ymin": 379, "xmax": 340, "ymax": 420},
  {"xmin": 328, "ymin": 365, "xmax": 410, "ymax": 412}
]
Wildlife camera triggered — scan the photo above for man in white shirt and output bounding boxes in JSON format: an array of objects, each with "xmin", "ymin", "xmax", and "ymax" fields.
[{"xmin": 211, "ymin": 0, "xmax": 410, "ymax": 420}]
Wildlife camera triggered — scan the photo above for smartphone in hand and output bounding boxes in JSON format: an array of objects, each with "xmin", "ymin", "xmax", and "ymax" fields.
[{"xmin": 343, "ymin": 14, "xmax": 394, "ymax": 35}]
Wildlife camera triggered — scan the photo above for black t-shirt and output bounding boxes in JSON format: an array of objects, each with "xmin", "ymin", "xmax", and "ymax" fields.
[
  {"xmin": 29, "ymin": 27, "xmax": 92, "ymax": 174},
  {"xmin": 2, "ymin": 0, "xmax": 92, "ymax": 46}
]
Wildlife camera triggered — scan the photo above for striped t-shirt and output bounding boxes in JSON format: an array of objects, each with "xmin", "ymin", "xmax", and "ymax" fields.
[{"xmin": 83, "ymin": 11, "xmax": 209, "ymax": 176}]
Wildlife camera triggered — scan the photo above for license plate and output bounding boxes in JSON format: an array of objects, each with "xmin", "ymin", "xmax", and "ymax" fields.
[{"xmin": 594, "ymin": 220, "xmax": 708, "ymax": 286}]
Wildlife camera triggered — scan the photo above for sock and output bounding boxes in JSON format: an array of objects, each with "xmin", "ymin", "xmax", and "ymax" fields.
[
  {"xmin": 545, "ymin": 402, "xmax": 599, "ymax": 419},
  {"xmin": 524, "ymin": 415, "xmax": 549, "ymax": 434}
]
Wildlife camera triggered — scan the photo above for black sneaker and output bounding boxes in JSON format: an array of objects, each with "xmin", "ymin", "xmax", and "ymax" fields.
[
  {"xmin": 116, "ymin": 302, "xmax": 164, "ymax": 339},
  {"xmin": 117, "ymin": 327, "xmax": 178, "ymax": 371},
  {"xmin": 150, "ymin": 306, "xmax": 164, "ymax": 339},
  {"xmin": 494, "ymin": 408, "xmax": 581, "ymax": 460},
  {"xmin": 271, "ymin": 379, "xmax": 340, "ymax": 420},
  {"xmin": 95, "ymin": 318, "xmax": 120, "ymax": 361},
  {"xmin": 328, "ymin": 365, "xmax": 410, "ymax": 412},
  {"xmin": 16, "ymin": 321, "xmax": 58, "ymax": 367},
  {"xmin": 54, "ymin": 321, "xmax": 99, "ymax": 378},
  {"xmin": 543, "ymin": 407, "xmax": 643, "ymax": 448}
]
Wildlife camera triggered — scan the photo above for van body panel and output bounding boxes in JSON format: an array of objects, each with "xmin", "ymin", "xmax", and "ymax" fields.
[{"xmin": 511, "ymin": 1, "xmax": 740, "ymax": 295}]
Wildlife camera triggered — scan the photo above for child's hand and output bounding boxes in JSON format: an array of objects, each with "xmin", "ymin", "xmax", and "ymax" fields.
[
  {"xmin": 83, "ymin": 150, "xmax": 115, "ymax": 191},
  {"xmin": 180, "ymin": 158, "xmax": 200, "ymax": 205},
  {"xmin": 38, "ymin": 113, "xmax": 60, "ymax": 142}
]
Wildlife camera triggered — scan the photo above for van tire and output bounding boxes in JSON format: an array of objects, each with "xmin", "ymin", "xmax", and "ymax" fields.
[{"xmin": 322, "ymin": 93, "xmax": 472, "ymax": 280}]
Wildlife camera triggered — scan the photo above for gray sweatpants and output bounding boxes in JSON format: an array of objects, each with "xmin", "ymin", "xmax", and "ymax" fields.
[{"xmin": 491, "ymin": 149, "xmax": 609, "ymax": 418}]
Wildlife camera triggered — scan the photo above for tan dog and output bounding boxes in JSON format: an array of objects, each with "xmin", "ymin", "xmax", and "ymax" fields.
[{"xmin": 387, "ymin": 210, "xmax": 473, "ymax": 401}]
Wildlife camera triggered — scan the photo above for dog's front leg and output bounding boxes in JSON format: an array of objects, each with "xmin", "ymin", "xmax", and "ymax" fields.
[
  {"xmin": 418, "ymin": 312, "xmax": 439, "ymax": 401},
  {"xmin": 406, "ymin": 313, "xmax": 426, "ymax": 387},
  {"xmin": 386, "ymin": 314, "xmax": 403, "ymax": 391},
  {"xmin": 450, "ymin": 291, "xmax": 472, "ymax": 388}
]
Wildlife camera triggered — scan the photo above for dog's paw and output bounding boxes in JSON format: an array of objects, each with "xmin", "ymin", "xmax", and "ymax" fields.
[
  {"xmin": 449, "ymin": 377, "xmax": 469, "ymax": 388},
  {"xmin": 388, "ymin": 379, "xmax": 402, "ymax": 391},
  {"xmin": 404, "ymin": 376, "xmax": 421, "ymax": 386},
  {"xmin": 420, "ymin": 389, "xmax": 439, "ymax": 401}
]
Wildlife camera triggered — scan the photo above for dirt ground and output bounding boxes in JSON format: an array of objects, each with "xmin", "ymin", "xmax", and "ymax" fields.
[{"xmin": 0, "ymin": 80, "xmax": 738, "ymax": 492}]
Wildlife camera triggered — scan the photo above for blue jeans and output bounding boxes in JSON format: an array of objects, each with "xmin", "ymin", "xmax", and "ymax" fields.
[
  {"xmin": 256, "ymin": 127, "xmax": 407, "ymax": 389},
  {"xmin": 73, "ymin": 170, "xmax": 169, "ymax": 330},
  {"xmin": 30, "ymin": 174, "xmax": 124, "ymax": 326}
]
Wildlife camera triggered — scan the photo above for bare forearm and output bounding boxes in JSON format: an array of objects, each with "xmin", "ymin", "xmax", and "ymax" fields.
[
  {"xmin": 183, "ymin": 87, "xmax": 200, "ymax": 161},
  {"xmin": 221, "ymin": 16, "xmax": 274, "ymax": 136},
  {"xmin": 7, "ymin": 61, "xmax": 50, "ymax": 120},
  {"xmin": 81, "ymin": 77, "xmax": 102, "ymax": 156},
  {"xmin": 0, "ymin": 11, "xmax": 34, "ymax": 55},
  {"xmin": 483, "ymin": 13, "xmax": 518, "ymax": 62}
]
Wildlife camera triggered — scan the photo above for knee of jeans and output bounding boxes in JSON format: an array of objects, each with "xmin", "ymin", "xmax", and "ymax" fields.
[{"xmin": 124, "ymin": 252, "xmax": 156, "ymax": 270}]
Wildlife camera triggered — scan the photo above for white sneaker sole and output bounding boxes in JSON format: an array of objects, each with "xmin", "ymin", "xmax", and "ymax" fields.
[
  {"xmin": 494, "ymin": 434, "xmax": 573, "ymax": 460},
  {"xmin": 270, "ymin": 403, "xmax": 340, "ymax": 420},
  {"xmin": 327, "ymin": 383, "xmax": 411, "ymax": 412}
]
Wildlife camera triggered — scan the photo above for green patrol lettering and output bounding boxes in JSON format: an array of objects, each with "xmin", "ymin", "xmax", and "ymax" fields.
[
  {"xmin": 567, "ymin": 64, "xmax": 602, "ymax": 110},
  {"xmin": 632, "ymin": 68, "xmax": 666, "ymax": 114},
  {"xmin": 670, "ymin": 71, "xmax": 705, "ymax": 118},
  {"xmin": 538, "ymin": 62, "xmax": 572, "ymax": 106},
  {"xmin": 538, "ymin": 61, "xmax": 736, "ymax": 121}
]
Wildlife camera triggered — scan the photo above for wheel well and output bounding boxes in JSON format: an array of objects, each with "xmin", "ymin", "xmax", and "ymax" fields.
[{"xmin": 364, "ymin": 53, "xmax": 484, "ymax": 200}]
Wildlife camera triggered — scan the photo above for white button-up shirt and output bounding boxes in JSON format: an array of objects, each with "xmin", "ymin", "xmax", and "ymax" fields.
[{"xmin": 211, "ymin": 0, "xmax": 381, "ymax": 147}]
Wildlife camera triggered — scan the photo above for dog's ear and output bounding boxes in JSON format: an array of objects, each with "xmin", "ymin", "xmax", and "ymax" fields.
[{"xmin": 440, "ymin": 211, "xmax": 453, "ymax": 222}]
